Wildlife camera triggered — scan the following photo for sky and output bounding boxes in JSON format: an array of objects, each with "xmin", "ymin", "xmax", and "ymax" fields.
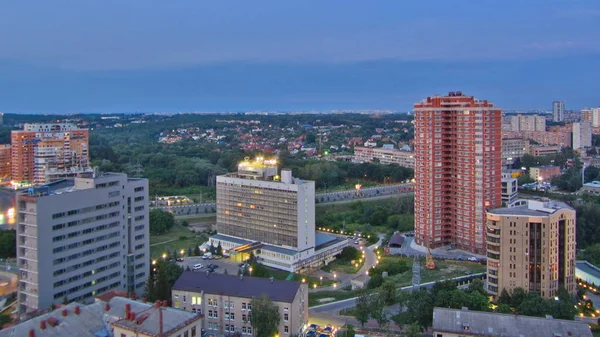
[{"xmin": 0, "ymin": 0, "xmax": 599, "ymax": 113}]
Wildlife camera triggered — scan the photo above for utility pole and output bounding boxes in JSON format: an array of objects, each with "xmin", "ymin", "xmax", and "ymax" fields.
[{"xmin": 411, "ymin": 255, "xmax": 421, "ymax": 291}]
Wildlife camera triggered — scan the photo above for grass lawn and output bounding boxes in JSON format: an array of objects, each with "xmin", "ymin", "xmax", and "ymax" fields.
[
  {"xmin": 149, "ymin": 224, "xmax": 208, "ymax": 258},
  {"xmin": 324, "ymin": 259, "xmax": 364, "ymax": 274},
  {"xmin": 380, "ymin": 256, "xmax": 486, "ymax": 287},
  {"xmin": 255, "ymin": 266, "xmax": 337, "ymax": 287},
  {"xmin": 308, "ymin": 289, "xmax": 358, "ymax": 307}
]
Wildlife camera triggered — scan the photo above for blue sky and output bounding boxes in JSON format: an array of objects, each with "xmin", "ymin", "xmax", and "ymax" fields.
[{"xmin": 0, "ymin": 0, "xmax": 599, "ymax": 113}]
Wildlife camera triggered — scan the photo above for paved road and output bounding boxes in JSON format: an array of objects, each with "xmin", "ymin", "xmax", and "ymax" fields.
[{"xmin": 151, "ymin": 184, "xmax": 414, "ymax": 216}]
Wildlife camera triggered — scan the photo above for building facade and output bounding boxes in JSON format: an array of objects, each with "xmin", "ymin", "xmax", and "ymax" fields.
[
  {"xmin": 501, "ymin": 173, "xmax": 518, "ymax": 207},
  {"xmin": 486, "ymin": 199, "xmax": 576, "ymax": 299},
  {"xmin": 16, "ymin": 172, "xmax": 149, "ymax": 315},
  {"xmin": 503, "ymin": 131, "xmax": 572, "ymax": 147},
  {"xmin": 11, "ymin": 123, "xmax": 91, "ymax": 187},
  {"xmin": 352, "ymin": 146, "xmax": 414, "ymax": 168},
  {"xmin": 529, "ymin": 145, "xmax": 561, "ymax": 157},
  {"xmin": 501, "ymin": 138, "xmax": 528, "ymax": 168},
  {"xmin": 213, "ymin": 158, "xmax": 347, "ymax": 271},
  {"xmin": 582, "ymin": 108, "xmax": 600, "ymax": 128},
  {"xmin": 0, "ymin": 144, "xmax": 10, "ymax": 184},
  {"xmin": 529, "ymin": 165, "xmax": 561, "ymax": 181},
  {"xmin": 510, "ymin": 114, "xmax": 546, "ymax": 132},
  {"xmin": 553, "ymin": 101, "xmax": 565, "ymax": 122},
  {"xmin": 172, "ymin": 272, "xmax": 308, "ymax": 337},
  {"xmin": 432, "ymin": 307, "xmax": 591, "ymax": 337},
  {"xmin": 573, "ymin": 121, "xmax": 592, "ymax": 150},
  {"xmin": 413, "ymin": 92, "xmax": 502, "ymax": 254}
]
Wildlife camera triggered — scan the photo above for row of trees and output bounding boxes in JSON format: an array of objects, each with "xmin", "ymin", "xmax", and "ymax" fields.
[
  {"xmin": 149, "ymin": 209, "xmax": 176, "ymax": 235},
  {"xmin": 144, "ymin": 259, "xmax": 184, "ymax": 303}
]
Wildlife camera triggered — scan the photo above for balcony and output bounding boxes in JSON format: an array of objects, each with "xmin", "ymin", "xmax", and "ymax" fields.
[{"xmin": 487, "ymin": 252, "xmax": 500, "ymax": 260}]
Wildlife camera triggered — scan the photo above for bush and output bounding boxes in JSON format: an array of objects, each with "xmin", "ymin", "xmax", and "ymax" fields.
[{"xmin": 337, "ymin": 246, "xmax": 361, "ymax": 262}]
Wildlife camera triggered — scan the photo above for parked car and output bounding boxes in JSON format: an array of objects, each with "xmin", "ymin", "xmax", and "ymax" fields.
[
  {"xmin": 468, "ymin": 257, "xmax": 478, "ymax": 262},
  {"xmin": 308, "ymin": 324, "xmax": 319, "ymax": 331},
  {"xmin": 193, "ymin": 264, "xmax": 203, "ymax": 270},
  {"xmin": 176, "ymin": 258, "xmax": 184, "ymax": 262}
]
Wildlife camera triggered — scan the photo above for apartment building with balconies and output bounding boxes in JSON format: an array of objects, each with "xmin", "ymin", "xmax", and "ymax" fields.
[
  {"xmin": 172, "ymin": 272, "xmax": 307, "ymax": 337},
  {"xmin": 16, "ymin": 172, "xmax": 149, "ymax": 316},
  {"xmin": 486, "ymin": 199, "xmax": 576, "ymax": 299}
]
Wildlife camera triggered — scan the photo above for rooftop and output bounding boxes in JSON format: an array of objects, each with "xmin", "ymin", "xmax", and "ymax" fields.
[
  {"xmin": 488, "ymin": 199, "xmax": 573, "ymax": 217},
  {"xmin": 173, "ymin": 271, "xmax": 302, "ymax": 303},
  {"xmin": 583, "ymin": 181, "xmax": 600, "ymax": 188},
  {"xmin": 531, "ymin": 165, "xmax": 560, "ymax": 169},
  {"xmin": 0, "ymin": 297, "xmax": 200, "ymax": 337},
  {"xmin": 433, "ymin": 307, "xmax": 592, "ymax": 337}
]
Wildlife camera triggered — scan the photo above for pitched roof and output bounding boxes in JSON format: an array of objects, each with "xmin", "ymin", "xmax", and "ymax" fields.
[
  {"xmin": 173, "ymin": 271, "xmax": 302, "ymax": 303},
  {"xmin": 433, "ymin": 307, "xmax": 592, "ymax": 337}
]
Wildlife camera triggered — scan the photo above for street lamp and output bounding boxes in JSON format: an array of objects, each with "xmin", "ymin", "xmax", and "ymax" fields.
[
  {"xmin": 180, "ymin": 249, "xmax": 185, "ymax": 256},
  {"xmin": 320, "ymin": 276, "xmax": 323, "ymax": 285},
  {"xmin": 162, "ymin": 253, "xmax": 167, "ymax": 259},
  {"xmin": 152, "ymin": 260, "xmax": 156, "ymax": 265},
  {"xmin": 249, "ymin": 267, "xmax": 253, "ymax": 275},
  {"xmin": 302, "ymin": 278, "xmax": 306, "ymax": 283},
  {"xmin": 333, "ymin": 273, "xmax": 337, "ymax": 280}
]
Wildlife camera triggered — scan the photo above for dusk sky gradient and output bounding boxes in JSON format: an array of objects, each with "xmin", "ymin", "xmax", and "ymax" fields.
[{"xmin": 0, "ymin": 0, "xmax": 599, "ymax": 113}]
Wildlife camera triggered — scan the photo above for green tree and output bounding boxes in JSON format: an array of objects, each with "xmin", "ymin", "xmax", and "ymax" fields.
[
  {"xmin": 498, "ymin": 289, "xmax": 512, "ymax": 306},
  {"xmin": 498, "ymin": 303, "xmax": 512, "ymax": 313},
  {"xmin": 155, "ymin": 261, "xmax": 171, "ymax": 302},
  {"xmin": 370, "ymin": 295, "xmax": 389, "ymax": 329},
  {"xmin": 144, "ymin": 268, "xmax": 157, "ymax": 301},
  {"xmin": 149, "ymin": 209, "xmax": 176, "ymax": 235},
  {"xmin": 217, "ymin": 242, "xmax": 223, "ymax": 256},
  {"xmin": 468, "ymin": 278, "xmax": 486, "ymax": 295},
  {"xmin": 187, "ymin": 246, "xmax": 193, "ymax": 256},
  {"xmin": 405, "ymin": 288, "xmax": 435, "ymax": 329},
  {"xmin": 193, "ymin": 245, "xmax": 201, "ymax": 256},
  {"xmin": 510, "ymin": 288, "xmax": 527, "ymax": 308},
  {"xmin": 403, "ymin": 322, "xmax": 421, "ymax": 337},
  {"xmin": 0, "ymin": 314, "xmax": 11, "ymax": 327},
  {"xmin": 0, "ymin": 230, "xmax": 16, "ymax": 258},
  {"xmin": 337, "ymin": 246, "xmax": 361, "ymax": 262},
  {"xmin": 336, "ymin": 324, "xmax": 355, "ymax": 337},
  {"xmin": 518, "ymin": 292, "xmax": 549, "ymax": 317},
  {"xmin": 551, "ymin": 287, "xmax": 576, "ymax": 320},
  {"xmin": 379, "ymin": 280, "xmax": 397, "ymax": 305},
  {"xmin": 250, "ymin": 295, "xmax": 281, "ymax": 337},
  {"xmin": 354, "ymin": 288, "xmax": 371, "ymax": 327}
]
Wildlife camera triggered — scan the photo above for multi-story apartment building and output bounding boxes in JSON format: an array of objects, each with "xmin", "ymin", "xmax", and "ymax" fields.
[
  {"xmin": 529, "ymin": 165, "xmax": 561, "ymax": 181},
  {"xmin": 11, "ymin": 123, "xmax": 91, "ymax": 187},
  {"xmin": 0, "ymin": 144, "xmax": 10, "ymax": 184},
  {"xmin": 172, "ymin": 272, "xmax": 307, "ymax": 337},
  {"xmin": 352, "ymin": 146, "xmax": 415, "ymax": 168},
  {"xmin": 433, "ymin": 308, "xmax": 591, "ymax": 337},
  {"xmin": 553, "ymin": 101, "xmax": 565, "ymax": 122},
  {"xmin": 573, "ymin": 121, "xmax": 592, "ymax": 150},
  {"xmin": 0, "ymin": 296, "xmax": 201, "ymax": 337},
  {"xmin": 501, "ymin": 138, "xmax": 528, "ymax": 168},
  {"xmin": 486, "ymin": 199, "xmax": 576, "ymax": 299},
  {"xmin": 582, "ymin": 108, "xmax": 600, "ymax": 127},
  {"xmin": 529, "ymin": 145, "xmax": 561, "ymax": 157},
  {"xmin": 501, "ymin": 173, "xmax": 518, "ymax": 207},
  {"xmin": 413, "ymin": 92, "xmax": 502, "ymax": 254},
  {"xmin": 16, "ymin": 172, "xmax": 149, "ymax": 315},
  {"xmin": 503, "ymin": 131, "xmax": 572, "ymax": 147},
  {"xmin": 212, "ymin": 158, "xmax": 347, "ymax": 271},
  {"xmin": 510, "ymin": 114, "xmax": 546, "ymax": 132}
]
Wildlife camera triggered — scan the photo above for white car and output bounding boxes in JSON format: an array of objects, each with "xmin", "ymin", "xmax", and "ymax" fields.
[
  {"xmin": 193, "ymin": 264, "xmax": 203, "ymax": 270},
  {"xmin": 468, "ymin": 257, "xmax": 478, "ymax": 262}
]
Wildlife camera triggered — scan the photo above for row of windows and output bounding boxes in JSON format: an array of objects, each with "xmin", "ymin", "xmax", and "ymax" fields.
[
  {"xmin": 134, "ymin": 196, "xmax": 145, "ymax": 202},
  {"xmin": 53, "ymin": 221, "xmax": 119, "ymax": 242},
  {"xmin": 53, "ymin": 271, "xmax": 120, "ymax": 299},
  {"xmin": 52, "ymin": 211, "xmax": 121, "ymax": 231},
  {"xmin": 54, "ymin": 251, "xmax": 120, "ymax": 276},
  {"xmin": 53, "ymin": 231, "xmax": 120, "ymax": 254},
  {"xmin": 53, "ymin": 241, "xmax": 120, "ymax": 265},
  {"xmin": 54, "ymin": 261, "xmax": 120, "ymax": 288},
  {"xmin": 134, "ymin": 186, "xmax": 144, "ymax": 192},
  {"xmin": 52, "ymin": 201, "xmax": 120, "ymax": 220},
  {"xmin": 95, "ymin": 181, "xmax": 120, "ymax": 189}
]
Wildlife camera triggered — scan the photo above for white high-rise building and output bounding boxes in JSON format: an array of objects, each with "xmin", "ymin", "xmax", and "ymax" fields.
[
  {"xmin": 573, "ymin": 121, "xmax": 592, "ymax": 150},
  {"xmin": 17, "ymin": 172, "xmax": 149, "ymax": 315},
  {"xmin": 553, "ymin": 101, "xmax": 565, "ymax": 122},
  {"xmin": 210, "ymin": 158, "xmax": 347, "ymax": 272}
]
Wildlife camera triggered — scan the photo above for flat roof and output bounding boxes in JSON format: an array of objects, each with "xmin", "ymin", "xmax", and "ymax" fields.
[
  {"xmin": 211, "ymin": 234, "xmax": 253, "ymax": 246},
  {"xmin": 262, "ymin": 244, "xmax": 297, "ymax": 256},
  {"xmin": 173, "ymin": 272, "xmax": 302, "ymax": 303},
  {"xmin": 315, "ymin": 233, "xmax": 346, "ymax": 251},
  {"xmin": 488, "ymin": 200, "xmax": 573, "ymax": 217}
]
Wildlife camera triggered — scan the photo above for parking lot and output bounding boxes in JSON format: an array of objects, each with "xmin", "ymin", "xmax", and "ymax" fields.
[{"xmin": 176, "ymin": 256, "xmax": 243, "ymax": 276}]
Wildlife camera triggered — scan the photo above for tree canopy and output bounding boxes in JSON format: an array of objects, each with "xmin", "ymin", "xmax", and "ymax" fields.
[
  {"xmin": 250, "ymin": 295, "xmax": 281, "ymax": 337},
  {"xmin": 149, "ymin": 209, "xmax": 176, "ymax": 235}
]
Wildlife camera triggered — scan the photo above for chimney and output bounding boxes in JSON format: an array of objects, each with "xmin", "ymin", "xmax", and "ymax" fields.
[
  {"xmin": 61, "ymin": 309, "xmax": 68, "ymax": 317},
  {"xmin": 130, "ymin": 312, "xmax": 136, "ymax": 321},
  {"xmin": 162, "ymin": 300, "xmax": 168, "ymax": 307},
  {"xmin": 29, "ymin": 330, "xmax": 35, "ymax": 337},
  {"xmin": 40, "ymin": 320, "xmax": 46, "ymax": 330},
  {"xmin": 74, "ymin": 306, "xmax": 80, "ymax": 315},
  {"xmin": 125, "ymin": 303, "xmax": 131, "ymax": 313},
  {"xmin": 105, "ymin": 304, "xmax": 111, "ymax": 312}
]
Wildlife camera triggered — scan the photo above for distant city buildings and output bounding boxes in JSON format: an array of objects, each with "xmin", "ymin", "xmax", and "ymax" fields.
[
  {"xmin": 582, "ymin": 108, "xmax": 600, "ymax": 127},
  {"xmin": 17, "ymin": 172, "xmax": 149, "ymax": 315},
  {"xmin": 172, "ymin": 272, "xmax": 307, "ymax": 337},
  {"xmin": 10, "ymin": 123, "xmax": 91, "ymax": 188},
  {"xmin": 529, "ymin": 165, "xmax": 561, "ymax": 181},
  {"xmin": 510, "ymin": 114, "xmax": 546, "ymax": 132},
  {"xmin": 501, "ymin": 138, "xmax": 528, "ymax": 169},
  {"xmin": 486, "ymin": 199, "xmax": 576, "ymax": 299},
  {"xmin": 573, "ymin": 121, "xmax": 592, "ymax": 150},
  {"xmin": 503, "ymin": 131, "xmax": 572, "ymax": 148},
  {"xmin": 352, "ymin": 145, "xmax": 414, "ymax": 168},
  {"xmin": 553, "ymin": 101, "xmax": 565, "ymax": 122},
  {"xmin": 413, "ymin": 92, "xmax": 502, "ymax": 254},
  {"xmin": 211, "ymin": 158, "xmax": 347, "ymax": 272}
]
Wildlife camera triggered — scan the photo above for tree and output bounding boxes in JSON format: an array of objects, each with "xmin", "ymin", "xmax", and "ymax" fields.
[
  {"xmin": 194, "ymin": 245, "xmax": 201, "ymax": 256},
  {"xmin": 498, "ymin": 289, "xmax": 512, "ymax": 306},
  {"xmin": 468, "ymin": 278, "xmax": 486, "ymax": 295},
  {"xmin": 155, "ymin": 260, "xmax": 171, "ymax": 302},
  {"xmin": 510, "ymin": 288, "xmax": 527, "ymax": 308},
  {"xmin": 0, "ymin": 230, "xmax": 16, "ymax": 258},
  {"xmin": 0, "ymin": 314, "xmax": 11, "ymax": 327},
  {"xmin": 518, "ymin": 292, "xmax": 549, "ymax": 317},
  {"xmin": 405, "ymin": 288, "xmax": 435, "ymax": 329},
  {"xmin": 336, "ymin": 324, "xmax": 355, "ymax": 337},
  {"xmin": 403, "ymin": 322, "xmax": 421, "ymax": 337},
  {"xmin": 62, "ymin": 295, "xmax": 69, "ymax": 305},
  {"xmin": 354, "ymin": 288, "xmax": 371, "ymax": 327},
  {"xmin": 250, "ymin": 295, "xmax": 281, "ymax": 337},
  {"xmin": 379, "ymin": 280, "xmax": 397, "ymax": 305},
  {"xmin": 149, "ymin": 209, "xmax": 176, "ymax": 235},
  {"xmin": 498, "ymin": 303, "xmax": 512, "ymax": 313},
  {"xmin": 187, "ymin": 246, "xmax": 193, "ymax": 256},
  {"xmin": 217, "ymin": 242, "xmax": 223, "ymax": 256},
  {"xmin": 370, "ymin": 295, "xmax": 389, "ymax": 329},
  {"xmin": 337, "ymin": 246, "xmax": 361, "ymax": 262}
]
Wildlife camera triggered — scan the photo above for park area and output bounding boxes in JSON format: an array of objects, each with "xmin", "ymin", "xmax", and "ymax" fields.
[{"xmin": 149, "ymin": 223, "xmax": 209, "ymax": 258}]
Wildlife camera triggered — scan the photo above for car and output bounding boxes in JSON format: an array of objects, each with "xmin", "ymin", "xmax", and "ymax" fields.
[
  {"xmin": 306, "ymin": 331, "xmax": 317, "ymax": 337},
  {"xmin": 319, "ymin": 334, "xmax": 329, "ymax": 337},
  {"xmin": 239, "ymin": 262, "xmax": 245, "ymax": 267},
  {"xmin": 193, "ymin": 264, "xmax": 203, "ymax": 270},
  {"xmin": 468, "ymin": 257, "xmax": 478, "ymax": 262},
  {"xmin": 354, "ymin": 240, "xmax": 359, "ymax": 244},
  {"xmin": 176, "ymin": 258, "xmax": 184, "ymax": 262},
  {"xmin": 207, "ymin": 268, "xmax": 215, "ymax": 273},
  {"xmin": 308, "ymin": 324, "xmax": 319, "ymax": 331},
  {"xmin": 322, "ymin": 327, "xmax": 333, "ymax": 335}
]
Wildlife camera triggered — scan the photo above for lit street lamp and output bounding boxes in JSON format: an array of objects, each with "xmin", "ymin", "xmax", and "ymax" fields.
[{"xmin": 162, "ymin": 253, "xmax": 167, "ymax": 259}]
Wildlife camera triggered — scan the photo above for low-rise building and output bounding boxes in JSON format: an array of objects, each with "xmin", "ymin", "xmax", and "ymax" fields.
[
  {"xmin": 501, "ymin": 138, "xmax": 528, "ymax": 168},
  {"xmin": 580, "ymin": 181, "xmax": 600, "ymax": 196},
  {"xmin": 529, "ymin": 145, "xmax": 561, "ymax": 157},
  {"xmin": 172, "ymin": 272, "xmax": 308, "ymax": 337},
  {"xmin": 529, "ymin": 165, "xmax": 561, "ymax": 181},
  {"xmin": 432, "ymin": 307, "xmax": 592, "ymax": 337},
  {"xmin": 503, "ymin": 131, "xmax": 572, "ymax": 147},
  {"xmin": 0, "ymin": 296, "xmax": 202, "ymax": 337},
  {"xmin": 352, "ymin": 146, "xmax": 415, "ymax": 168}
]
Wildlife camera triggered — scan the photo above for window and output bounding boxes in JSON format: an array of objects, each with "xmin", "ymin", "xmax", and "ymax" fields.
[
  {"xmin": 247, "ymin": 303, "xmax": 252, "ymax": 311},
  {"xmin": 284, "ymin": 313, "xmax": 288, "ymax": 322},
  {"xmin": 247, "ymin": 327, "xmax": 252, "ymax": 335},
  {"xmin": 184, "ymin": 332, "xmax": 189, "ymax": 337},
  {"xmin": 192, "ymin": 327, "xmax": 197, "ymax": 337},
  {"xmin": 192, "ymin": 296, "xmax": 201, "ymax": 305},
  {"xmin": 242, "ymin": 303, "xmax": 247, "ymax": 310},
  {"xmin": 230, "ymin": 313, "xmax": 235, "ymax": 320},
  {"xmin": 243, "ymin": 314, "xmax": 247, "ymax": 323},
  {"xmin": 285, "ymin": 326, "xmax": 289, "ymax": 334},
  {"xmin": 183, "ymin": 295, "xmax": 186, "ymax": 303}
]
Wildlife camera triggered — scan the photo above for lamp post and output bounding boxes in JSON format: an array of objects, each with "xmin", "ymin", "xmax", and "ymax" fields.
[{"xmin": 320, "ymin": 276, "xmax": 323, "ymax": 286}]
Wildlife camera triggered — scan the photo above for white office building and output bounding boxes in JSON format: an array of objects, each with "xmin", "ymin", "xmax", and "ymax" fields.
[
  {"xmin": 17, "ymin": 172, "xmax": 149, "ymax": 316},
  {"xmin": 211, "ymin": 158, "xmax": 347, "ymax": 272},
  {"xmin": 573, "ymin": 121, "xmax": 592, "ymax": 150}
]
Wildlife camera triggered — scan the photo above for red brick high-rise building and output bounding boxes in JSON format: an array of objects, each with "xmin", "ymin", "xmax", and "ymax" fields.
[{"xmin": 413, "ymin": 92, "xmax": 502, "ymax": 254}]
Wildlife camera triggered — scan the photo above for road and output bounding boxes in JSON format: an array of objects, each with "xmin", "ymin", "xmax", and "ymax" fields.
[{"xmin": 151, "ymin": 183, "xmax": 414, "ymax": 216}]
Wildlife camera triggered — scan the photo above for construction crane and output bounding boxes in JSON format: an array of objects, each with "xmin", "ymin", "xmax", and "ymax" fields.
[{"xmin": 426, "ymin": 248, "xmax": 436, "ymax": 270}]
